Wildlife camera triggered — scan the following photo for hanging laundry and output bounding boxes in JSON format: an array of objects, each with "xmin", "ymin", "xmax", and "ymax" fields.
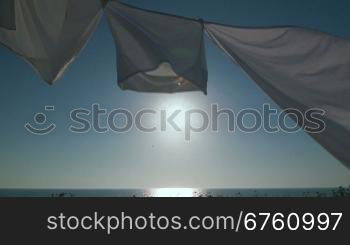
[
  {"xmin": 105, "ymin": 1, "xmax": 208, "ymax": 93},
  {"xmin": 0, "ymin": 0, "xmax": 104, "ymax": 84},
  {"xmin": 205, "ymin": 23, "xmax": 350, "ymax": 168}
]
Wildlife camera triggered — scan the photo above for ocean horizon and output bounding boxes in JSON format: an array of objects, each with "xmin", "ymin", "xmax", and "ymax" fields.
[{"xmin": 0, "ymin": 188, "xmax": 347, "ymax": 197}]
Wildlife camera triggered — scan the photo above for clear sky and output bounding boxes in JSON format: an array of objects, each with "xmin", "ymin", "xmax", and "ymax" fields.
[{"xmin": 0, "ymin": 0, "xmax": 350, "ymax": 189}]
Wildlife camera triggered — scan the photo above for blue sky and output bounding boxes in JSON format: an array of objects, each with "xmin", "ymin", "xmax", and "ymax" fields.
[{"xmin": 0, "ymin": 0, "xmax": 350, "ymax": 188}]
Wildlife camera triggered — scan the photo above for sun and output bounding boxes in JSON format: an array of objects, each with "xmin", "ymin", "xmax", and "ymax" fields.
[{"xmin": 157, "ymin": 97, "xmax": 195, "ymax": 131}]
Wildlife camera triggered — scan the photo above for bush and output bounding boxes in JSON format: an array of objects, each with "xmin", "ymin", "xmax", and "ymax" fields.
[{"xmin": 332, "ymin": 186, "xmax": 350, "ymax": 197}]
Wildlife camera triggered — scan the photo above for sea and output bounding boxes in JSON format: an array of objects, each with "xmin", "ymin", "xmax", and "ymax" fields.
[{"xmin": 0, "ymin": 188, "xmax": 344, "ymax": 197}]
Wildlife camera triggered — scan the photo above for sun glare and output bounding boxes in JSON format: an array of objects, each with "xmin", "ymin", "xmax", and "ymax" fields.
[
  {"xmin": 156, "ymin": 96, "xmax": 203, "ymax": 134},
  {"xmin": 151, "ymin": 188, "xmax": 197, "ymax": 197}
]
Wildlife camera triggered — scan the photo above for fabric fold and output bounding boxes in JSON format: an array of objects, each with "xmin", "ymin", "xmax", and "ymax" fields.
[
  {"xmin": 0, "ymin": 0, "xmax": 16, "ymax": 30},
  {"xmin": 205, "ymin": 23, "xmax": 350, "ymax": 168},
  {"xmin": 0, "ymin": 0, "xmax": 104, "ymax": 84},
  {"xmin": 105, "ymin": 1, "xmax": 208, "ymax": 94}
]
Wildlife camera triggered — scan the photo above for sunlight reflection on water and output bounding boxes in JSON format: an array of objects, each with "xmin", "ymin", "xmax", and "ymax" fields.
[{"xmin": 149, "ymin": 188, "xmax": 199, "ymax": 197}]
